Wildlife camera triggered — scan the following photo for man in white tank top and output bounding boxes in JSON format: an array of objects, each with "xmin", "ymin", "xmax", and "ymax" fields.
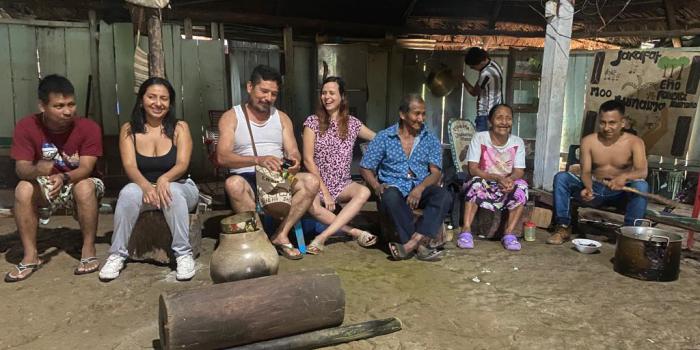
[{"xmin": 216, "ymin": 65, "xmax": 320, "ymax": 260}]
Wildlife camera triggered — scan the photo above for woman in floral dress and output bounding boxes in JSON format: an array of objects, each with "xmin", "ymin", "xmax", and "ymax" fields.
[
  {"xmin": 302, "ymin": 76, "xmax": 377, "ymax": 254},
  {"xmin": 457, "ymin": 104, "xmax": 528, "ymax": 251}
]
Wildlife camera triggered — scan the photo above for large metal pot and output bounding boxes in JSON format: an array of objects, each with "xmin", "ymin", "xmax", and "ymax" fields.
[
  {"xmin": 426, "ymin": 65, "xmax": 458, "ymax": 97},
  {"xmin": 614, "ymin": 220, "xmax": 682, "ymax": 282}
]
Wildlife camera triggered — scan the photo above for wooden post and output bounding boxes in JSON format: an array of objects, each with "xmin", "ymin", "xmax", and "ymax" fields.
[
  {"xmin": 663, "ymin": 0, "xmax": 683, "ymax": 48},
  {"xmin": 158, "ymin": 269, "xmax": 345, "ymax": 350},
  {"xmin": 184, "ymin": 17, "xmax": 193, "ymax": 39},
  {"xmin": 88, "ymin": 10, "xmax": 102, "ymax": 126},
  {"xmin": 533, "ymin": 0, "xmax": 573, "ymax": 191},
  {"xmin": 210, "ymin": 21, "xmax": 219, "ymax": 40},
  {"xmin": 283, "ymin": 26, "xmax": 295, "ymax": 113},
  {"xmin": 148, "ymin": 11, "xmax": 165, "ymax": 78},
  {"xmin": 689, "ymin": 177, "xmax": 699, "ymax": 249}
]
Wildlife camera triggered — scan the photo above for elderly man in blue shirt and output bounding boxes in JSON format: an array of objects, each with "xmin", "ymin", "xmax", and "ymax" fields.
[{"xmin": 360, "ymin": 94, "xmax": 452, "ymax": 261}]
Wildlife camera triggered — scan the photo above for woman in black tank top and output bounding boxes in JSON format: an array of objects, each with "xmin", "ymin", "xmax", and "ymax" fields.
[
  {"xmin": 100, "ymin": 78, "xmax": 200, "ymax": 282},
  {"xmin": 120, "ymin": 77, "xmax": 193, "ymax": 207}
]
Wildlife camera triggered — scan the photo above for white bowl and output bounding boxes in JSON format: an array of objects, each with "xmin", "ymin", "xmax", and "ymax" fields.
[{"xmin": 572, "ymin": 238, "xmax": 602, "ymax": 254}]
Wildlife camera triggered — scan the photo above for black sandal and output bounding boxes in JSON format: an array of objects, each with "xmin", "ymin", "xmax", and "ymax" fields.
[
  {"xmin": 388, "ymin": 243, "xmax": 414, "ymax": 261},
  {"xmin": 415, "ymin": 245, "xmax": 442, "ymax": 262}
]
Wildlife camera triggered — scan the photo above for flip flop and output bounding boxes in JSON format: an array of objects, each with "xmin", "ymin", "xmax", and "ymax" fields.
[
  {"xmin": 416, "ymin": 245, "xmax": 443, "ymax": 262},
  {"xmin": 501, "ymin": 234, "xmax": 522, "ymax": 251},
  {"xmin": 388, "ymin": 242, "xmax": 413, "ymax": 261},
  {"xmin": 456, "ymin": 231, "xmax": 474, "ymax": 249},
  {"xmin": 273, "ymin": 243, "xmax": 303, "ymax": 260},
  {"xmin": 4, "ymin": 260, "xmax": 42, "ymax": 283},
  {"xmin": 356, "ymin": 231, "xmax": 377, "ymax": 248},
  {"xmin": 306, "ymin": 241, "xmax": 324, "ymax": 255},
  {"xmin": 74, "ymin": 257, "xmax": 100, "ymax": 275}
]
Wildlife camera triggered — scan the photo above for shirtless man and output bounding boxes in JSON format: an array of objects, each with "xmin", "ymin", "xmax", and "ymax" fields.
[{"xmin": 547, "ymin": 99, "xmax": 648, "ymax": 244}]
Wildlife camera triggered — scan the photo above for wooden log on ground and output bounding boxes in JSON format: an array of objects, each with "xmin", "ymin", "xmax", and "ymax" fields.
[
  {"xmin": 159, "ymin": 268, "xmax": 345, "ymax": 350},
  {"xmin": 127, "ymin": 209, "xmax": 202, "ymax": 263},
  {"xmin": 230, "ymin": 317, "xmax": 402, "ymax": 350}
]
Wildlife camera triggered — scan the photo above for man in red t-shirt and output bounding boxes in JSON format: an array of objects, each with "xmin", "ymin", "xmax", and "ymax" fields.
[{"xmin": 6, "ymin": 74, "xmax": 104, "ymax": 282}]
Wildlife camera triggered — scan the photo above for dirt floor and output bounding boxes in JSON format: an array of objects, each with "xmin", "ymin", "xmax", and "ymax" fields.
[{"xmin": 1, "ymin": 210, "xmax": 700, "ymax": 350}]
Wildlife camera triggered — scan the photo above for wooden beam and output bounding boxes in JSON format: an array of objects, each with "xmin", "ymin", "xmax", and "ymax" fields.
[
  {"xmin": 401, "ymin": 0, "xmax": 419, "ymax": 24},
  {"xmin": 663, "ymin": 0, "xmax": 682, "ymax": 47},
  {"xmin": 573, "ymin": 28, "xmax": 700, "ymax": 39},
  {"xmin": 282, "ymin": 26, "xmax": 295, "ymax": 114},
  {"xmin": 164, "ymin": 9, "xmax": 552, "ymax": 37},
  {"xmin": 148, "ymin": 11, "xmax": 165, "ymax": 78},
  {"xmin": 534, "ymin": 0, "xmax": 573, "ymax": 191},
  {"xmin": 183, "ymin": 17, "xmax": 193, "ymax": 39},
  {"xmin": 88, "ymin": 10, "xmax": 102, "ymax": 126},
  {"xmin": 489, "ymin": 0, "xmax": 504, "ymax": 30},
  {"xmin": 0, "ymin": 18, "xmax": 88, "ymax": 28}
]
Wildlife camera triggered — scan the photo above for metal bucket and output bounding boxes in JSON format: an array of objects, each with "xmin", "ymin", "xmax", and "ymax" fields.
[{"xmin": 614, "ymin": 220, "xmax": 682, "ymax": 282}]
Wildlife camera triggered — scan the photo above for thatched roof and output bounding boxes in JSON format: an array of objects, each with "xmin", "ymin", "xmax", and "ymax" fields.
[{"xmin": 0, "ymin": 0, "xmax": 698, "ymax": 48}]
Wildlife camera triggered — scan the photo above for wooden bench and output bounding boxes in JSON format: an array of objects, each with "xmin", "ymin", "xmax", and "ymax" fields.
[{"xmin": 530, "ymin": 188, "xmax": 698, "ymax": 248}]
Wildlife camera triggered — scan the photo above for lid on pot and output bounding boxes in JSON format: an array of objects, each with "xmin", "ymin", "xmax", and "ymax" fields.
[{"xmin": 620, "ymin": 226, "xmax": 683, "ymax": 243}]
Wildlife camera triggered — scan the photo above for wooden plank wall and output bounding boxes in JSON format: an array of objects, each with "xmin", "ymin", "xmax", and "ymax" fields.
[
  {"xmin": 561, "ymin": 52, "xmax": 593, "ymax": 152},
  {"xmin": 8, "ymin": 24, "xmax": 38, "ymax": 133},
  {"xmin": 0, "ymin": 24, "xmax": 15, "ymax": 147},
  {"xmin": 0, "ymin": 21, "xmax": 228, "ymax": 181},
  {"xmin": 0, "ymin": 24, "xmax": 91, "ymax": 148}
]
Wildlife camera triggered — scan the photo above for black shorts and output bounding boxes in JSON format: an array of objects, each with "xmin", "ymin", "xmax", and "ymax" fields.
[{"xmin": 226, "ymin": 172, "xmax": 257, "ymax": 207}]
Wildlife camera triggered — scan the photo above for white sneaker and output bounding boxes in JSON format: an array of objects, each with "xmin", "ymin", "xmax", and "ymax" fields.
[
  {"xmin": 99, "ymin": 254, "xmax": 125, "ymax": 281},
  {"xmin": 176, "ymin": 254, "xmax": 196, "ymax": 281}
]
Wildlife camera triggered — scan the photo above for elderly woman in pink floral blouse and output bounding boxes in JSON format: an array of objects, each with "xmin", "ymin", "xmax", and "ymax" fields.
[
  {"xmin": 302, "ymin": 76, "xmax": 377, "ymax": 255},
  {"xmin": 457, "ymin": 104, "xmax": 528, "ymax": 251}
]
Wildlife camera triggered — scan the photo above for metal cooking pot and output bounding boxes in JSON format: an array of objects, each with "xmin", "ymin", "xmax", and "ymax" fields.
[
  {"xmin": 426, "ymin": 65, "xmax": 458, "ymax": 97},
  {"xmin": 614, "ymin": 220, "xmax": 682, "ymax": 282}
]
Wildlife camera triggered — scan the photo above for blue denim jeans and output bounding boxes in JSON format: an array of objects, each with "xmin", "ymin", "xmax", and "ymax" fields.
[
  {"xmin": 552, "ymin": 171, "xmax": 648, "ymax": 226},
  {"xmin": 379, "ymin": 185, "xmax": 452, "ymax": 243},
  {"xmin": 474, "ymin": 115, "xmax": 489, "ymax": 132}
]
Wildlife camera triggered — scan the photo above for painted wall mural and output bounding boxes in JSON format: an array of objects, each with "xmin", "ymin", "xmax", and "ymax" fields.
[{"xmin": 585, "ymin": 49, "xmax": 700, "ymax": 157}]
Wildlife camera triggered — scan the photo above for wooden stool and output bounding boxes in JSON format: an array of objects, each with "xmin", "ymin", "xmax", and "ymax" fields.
[
  {"xmin": 471, "ymin": 204, "xmax": 533, "ymax": 239},
  {"xmin": 127, "ymin": 204, "xmax": 204, "ymax": 264}
]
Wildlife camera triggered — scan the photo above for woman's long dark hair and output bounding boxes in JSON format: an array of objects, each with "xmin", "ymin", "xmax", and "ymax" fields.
[
  {"xmin": 315, "ymin": 76, "xmax": 350, "ymax": 140},
  {"xmin": 130, "ymin": 77, "xmax": 177, "ymax": 139}
]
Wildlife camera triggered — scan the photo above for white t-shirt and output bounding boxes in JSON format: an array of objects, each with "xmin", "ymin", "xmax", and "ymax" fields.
[{"xmin": 466, "ymin": 131, "xmax": 526, "ymax": 176}]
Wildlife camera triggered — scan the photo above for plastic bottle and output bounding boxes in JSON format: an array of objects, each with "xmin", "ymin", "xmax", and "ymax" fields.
[
  {"xmin": 524, "ymin": 221, "xmax": 537, "ymax": 242},
  {"xmin": 38, "ymin": 207, "xmax": 51, "ymax": 225}
]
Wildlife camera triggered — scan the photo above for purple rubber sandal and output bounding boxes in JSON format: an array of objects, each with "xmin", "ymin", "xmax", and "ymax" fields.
[
  {"xmin": 457, "ymin": 232, "xmax": 474, "ymax": 249},
  {"xmin": 501, "ymin": 233, "xmax": 521, "ymax": 251}
]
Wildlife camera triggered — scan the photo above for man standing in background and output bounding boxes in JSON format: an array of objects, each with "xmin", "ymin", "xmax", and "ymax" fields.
[{"xmin": 459, "ymin": 47, "xmax": 505, "ymax": 132}]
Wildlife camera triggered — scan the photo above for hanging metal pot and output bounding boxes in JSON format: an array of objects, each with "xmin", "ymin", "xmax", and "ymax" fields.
[
  {"xmin": 426, "ymin": 64, "xmax": 458, "ymax": 97},
  {"xmin": 614, "ymin": 220, "xmax": 682, "ymax": 282}
]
